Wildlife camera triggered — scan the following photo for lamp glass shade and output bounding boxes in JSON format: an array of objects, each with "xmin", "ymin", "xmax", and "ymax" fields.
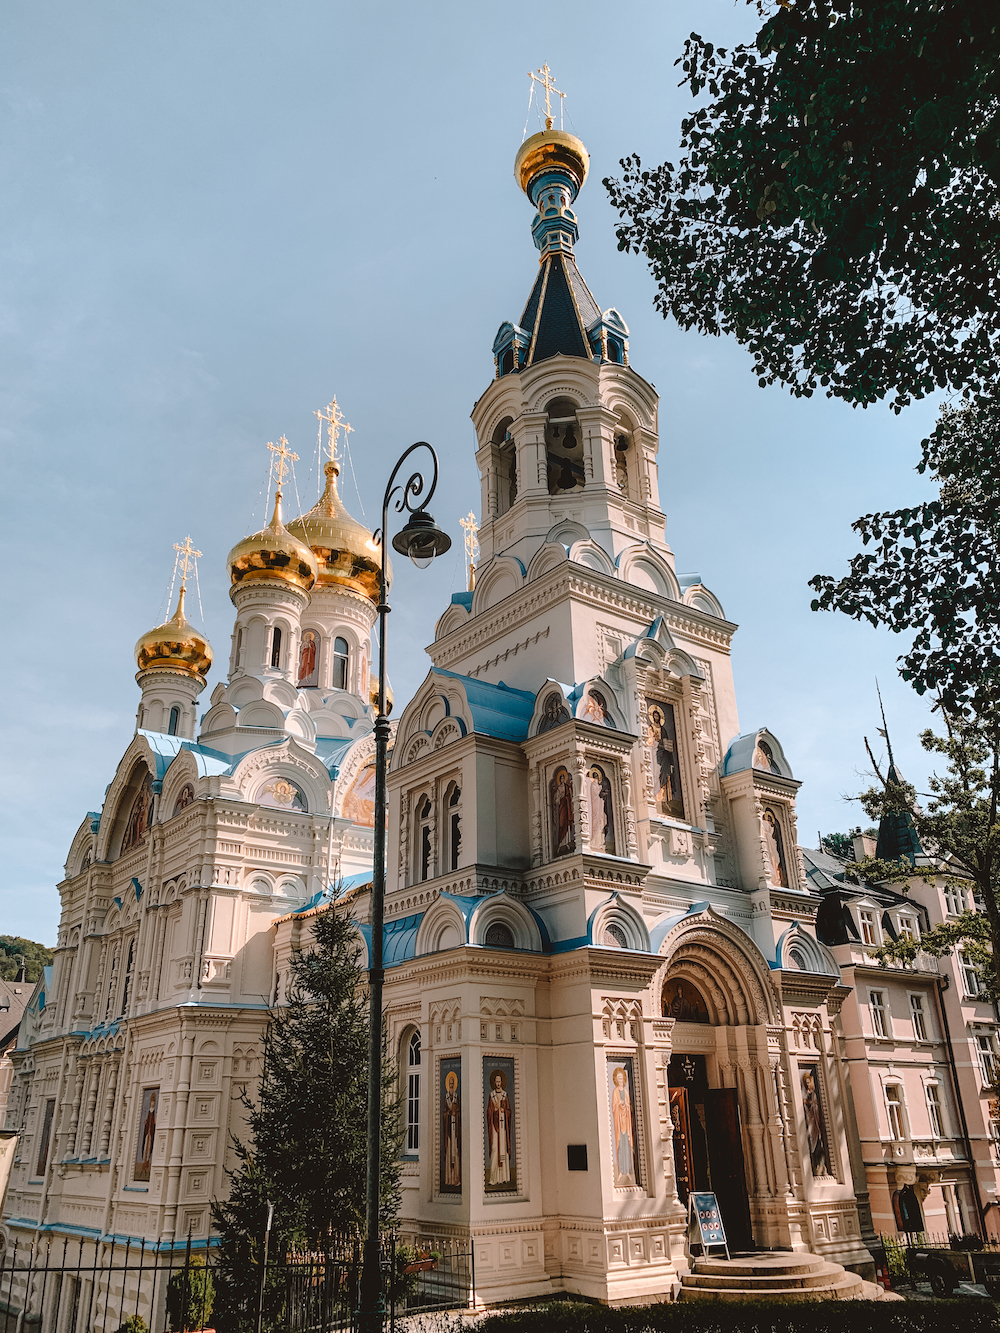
[{"xmin": 391, "ymin": 510, "xmax": 451, "ymax": 569}]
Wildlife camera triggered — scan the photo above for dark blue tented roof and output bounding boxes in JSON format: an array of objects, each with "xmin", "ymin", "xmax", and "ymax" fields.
[
  {"xmin": 530, "ymin": 255, "xmax": 590, "ymax": 362},
  {"xmin": 875, "ymin": 763, "xmax": 923, "ymax": 865}
]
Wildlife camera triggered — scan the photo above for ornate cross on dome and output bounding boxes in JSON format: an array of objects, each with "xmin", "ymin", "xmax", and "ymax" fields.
[
  {"xmin": 314, "ymin": 397, "xmax": 353, "ymax": 463},
  {"xmin": 529, "ymin": 63, "xmax": 565, "ymax": 131},
  {"xmin": 173, "ymin": 535, "xmax": 202, "ymax": 588},
  {"xmin": 267, "ymin": 435, "xmax": 299, "ymax": 491},
  {"xmin": 460, "ymin": 511, "xmax": 479, "ymax": 592}
]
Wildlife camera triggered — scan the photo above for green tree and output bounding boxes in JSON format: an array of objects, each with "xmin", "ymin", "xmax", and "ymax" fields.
[
  {"xmin": 848, "ymin": 714, "xmax": 1000, "ymax": 1000},
  {"xmin": 810, "ymin": 399, "xmax": 1000, "ymax": 714},
  {"xmin": 0, "ymin": 936, "xmax": 54, "ymax": 982},
  {"xmin": 165, "ymin": 1255, "xmax": 215, "ymax": 1332},
  {"xmin": 605, "ymin": 0, "xmax": 1000, "ymax": 410},
  {"xmin": 211, "ymin": 904, "xmax": 401, "ymax": 1333}
]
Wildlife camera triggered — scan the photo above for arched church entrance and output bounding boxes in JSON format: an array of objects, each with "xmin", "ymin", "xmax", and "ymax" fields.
[
  {"xmin": 659, "ymin": 915, "xmax": 785, "ymax": 1254},
  {"xmin": 664, "ymin": 978, "xmax": 753, "ymax": 1251}
]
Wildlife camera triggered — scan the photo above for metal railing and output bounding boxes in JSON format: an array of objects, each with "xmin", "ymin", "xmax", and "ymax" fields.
[{"xmin": 0, "ymin": 1231, "xmax": 475, "ymax": 1333}]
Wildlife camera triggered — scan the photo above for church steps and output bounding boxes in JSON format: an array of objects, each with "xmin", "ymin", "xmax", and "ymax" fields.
[{"xmin": 679, "ymin": 1253, "xmax": 866, "ymax": 1302}]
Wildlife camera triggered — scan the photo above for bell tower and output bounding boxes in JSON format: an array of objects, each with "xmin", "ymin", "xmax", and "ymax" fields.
[{"xmin": 473, "ymin": 122, "xmax": 670, "ymax": 581}]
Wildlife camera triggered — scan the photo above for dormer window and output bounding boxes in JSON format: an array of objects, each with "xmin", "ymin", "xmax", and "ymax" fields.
[
  {"xmin": 333, "ymin": 637, "xmax": 350, "ymax": 690},
  {"xmin": 859, "ymin": 909, "xmax": 878, "ymax": 946}
]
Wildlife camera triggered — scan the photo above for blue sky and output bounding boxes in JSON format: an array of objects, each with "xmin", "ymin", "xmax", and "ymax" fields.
[{"xmin": 1, "ymin": 1, "xmax": 942, "ymax": 942}]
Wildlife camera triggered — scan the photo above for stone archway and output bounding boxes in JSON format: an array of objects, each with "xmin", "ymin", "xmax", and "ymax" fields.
[{"xmin": 655, "ymin": 908, "xmax": 796, "ymax": 1252}]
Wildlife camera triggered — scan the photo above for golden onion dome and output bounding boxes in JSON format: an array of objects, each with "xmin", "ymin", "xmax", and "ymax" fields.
[
  {"xmin": 228, "ymin": 490, "xmax": 318, "ymax": 594},
  {"xmin": 134, "ymin": 585, "xmax": 213, "ymax": 679},
  {"xmin": 515, "ymin": 129, "xmax": 589, "ymax": 200},
  {"xmin": 287, "ymin": 460, "xmax": 387, "ymax": 603}
]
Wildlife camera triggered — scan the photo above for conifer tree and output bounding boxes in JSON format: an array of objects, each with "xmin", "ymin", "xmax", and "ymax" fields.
[{"xmin": 211, "ymin": 902, "xmax": 401, "ymax": 1332}]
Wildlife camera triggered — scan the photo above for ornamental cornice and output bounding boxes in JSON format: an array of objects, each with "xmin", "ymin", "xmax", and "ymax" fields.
[{"xmin": 428, "ymin": 565, "xmax": 736, "ymax": 673}]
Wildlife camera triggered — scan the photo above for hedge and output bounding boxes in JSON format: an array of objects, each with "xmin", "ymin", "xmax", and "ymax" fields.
[{"xmin": 477, "ymin": 1298, "xmax": 999, "ymax": 1333}]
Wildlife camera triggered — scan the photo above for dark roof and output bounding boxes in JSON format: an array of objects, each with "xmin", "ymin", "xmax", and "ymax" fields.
[
  {"xmin": 520, "ymin": 254, "xmax": 601, "ymax": 366},
  {"xmin": 0, "ymin": 977, "xmax": 32, "ymax": 1050},
  {"xmin": 875, "ymin": 763, "xmax": 923, "ymax": 864}
]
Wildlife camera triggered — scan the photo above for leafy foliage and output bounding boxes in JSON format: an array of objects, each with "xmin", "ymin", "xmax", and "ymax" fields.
[
  {"xmin": 211, "ymin": 904, "xmax": 401, "ymax": 1333},
  {"xmin": 165, "ymin": 1254, "xmax": 215, "ymax": 1332},
  {"xmin": 848, "ymin": 715, "xmax": 1000, "ymax": 998},
  {"xmin": 113, "ymin": 1318, "xmax": 149, "ymax": 1333},
  {"xmin": 0, "ymin": 936, "xmax": 54, "ymax": 983},
  {"xmin": 605, "ymin": 1, "xmax": 1000, "ymax": 409},
  {"xmin": 811, "ymin": 399, "xmax": 1000, "ymax": 714}
]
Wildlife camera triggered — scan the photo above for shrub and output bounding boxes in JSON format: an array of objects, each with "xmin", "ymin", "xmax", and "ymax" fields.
[
  {"xmin": 166, "ymin": 1254, "xmax": 216, "ymax": 1332},
  {"xmin": 114, "ymin": 1318, "xmax": 149, "ymax": 1333}
]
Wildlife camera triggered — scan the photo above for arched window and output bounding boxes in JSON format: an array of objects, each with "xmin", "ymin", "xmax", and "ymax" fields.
[
  {"xmin": 235, "ymin": 627, "xmax": 244, "ymax": 668},
  {"xmin": 333, "ymin": 637, "xmax": 350, "ymax": 690},
  {"xmin": 120, "ymin": 938, "xmax": 135, "ymax": 1016},
  {"xmin": 406, "ymin": 1030, "xmax": 421, "ymax": 1152},
  {"xmin": 168, "ymin": 706, "xmax": 180, "ymax": 736},
  {"xmin": 447, "ymin": 784, "xmax": 462, "ymax": 871},
  {"xmin": 418, "ymin": 797, "xmax": 433, "ymax": 882},
  {"xmin": 544, "ymin": 397, "xmax": 584, "ymax": 495},
  {"xmin": 484, "ymin": 921, "xmax": 515, "ymax": 949},
  {"xmin": 602, "ymin": 923, "xmax": 628, "ymax": 949},
  {"xmin": 270, "ymin": 626, "xmax": 282, "ymax": 669}
]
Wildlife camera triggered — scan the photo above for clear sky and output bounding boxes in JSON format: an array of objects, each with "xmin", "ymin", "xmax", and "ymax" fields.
[{"xmin": 1, "ymin": 1, "xmax": 943, "ymax": 943}]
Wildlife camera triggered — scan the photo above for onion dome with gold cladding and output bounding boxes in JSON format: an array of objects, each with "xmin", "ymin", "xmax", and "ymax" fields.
[
  {"xmin": 287, "ymin": 460, "xmax": 387, "ymax": 603},
  {"xmin": 228, "ymin": 490, "xmax": 318, "ymax": 595},
  {"xmin": 134, "ymin": 585, "xmax": 213, "ymax": 679}
]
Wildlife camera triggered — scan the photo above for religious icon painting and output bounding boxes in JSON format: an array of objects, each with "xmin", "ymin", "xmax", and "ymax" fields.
[
  {"xmin": 483, "ymin": 1057, "xmax": 517, "ymax": 1193},
  {"xmin": 586, "ymin": 764, "xmax": 615, "ymax": 855},
  {"xmin": 645, "ymin": 700, "xmax": 685, "ymax": 822},
  {"xmin": 439, "ymin": 1058, "xmax": 462, "ymax": 1194},
  {"xmin": 342, "ymin": 761, "xmax": 377, "ymax": 829},
  {"xmin": 799, "ymin": 1064, "xmax": 832, "ymax": 1178},
  {"xmin": 550, "ymin": 766, "xmax": 576, "ymax": 856},
  {"xmin": 134, "ymin": 1086, "xmax": 159, "ymax": 1182},
  {"xmin": 121, "ymin": 772, "xmax": 154, "ymax": 855},
  {"xmin": 762, "ymin": 808, "xmax": 789, "ymax": 887},
  {"xmin": 607, "ymin": 1056, "xmax": 641, "ymax": 1188},
  {"xmin": 297, "ymin": 629, "xmax": 320, "ymax": 688}
]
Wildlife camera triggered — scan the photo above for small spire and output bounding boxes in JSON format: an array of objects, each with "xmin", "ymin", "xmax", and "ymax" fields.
[
  {"xmin": 460, "ymin": 511, "xmax": 480, "ymax": 591},
  {"xmin": 875, "ymin": 678, "xmax": 896, "ymax": 769}
]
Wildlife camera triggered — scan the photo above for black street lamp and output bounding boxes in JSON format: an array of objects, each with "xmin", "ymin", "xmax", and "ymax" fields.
[{"xmin": 357, "ymin": 442, "xmax": 451, "ymax": 1333}]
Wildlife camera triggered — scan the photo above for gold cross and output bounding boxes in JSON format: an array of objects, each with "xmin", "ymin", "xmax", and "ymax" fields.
[
  {"xmin": 172, "ymin": 535, "xmax": 202, "ymax": 588},
  {"xmin": 529, "ymin": 63, "xmax": 565, "ymax": 130},
  {"xmin": 460, "ymin": 511, "xmax": 479, "ymax": 592},
  {"xmin": 267, "ymin": 435, "xmax": 298, "ymax": 490},
  {"xmin": 314, "ymin": 397, "xmax": 353, "ymax": 463}
]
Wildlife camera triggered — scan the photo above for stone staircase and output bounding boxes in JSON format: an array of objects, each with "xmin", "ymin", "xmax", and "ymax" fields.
[{"xmin": 680, "ymin": 1251, "xmax": 881, "ymax": 1302}]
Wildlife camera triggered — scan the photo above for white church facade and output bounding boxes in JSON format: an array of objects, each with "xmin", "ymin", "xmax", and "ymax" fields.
[{"xmin": 4, "ymin": 121, "xmax": 873, "ymax": 1320}]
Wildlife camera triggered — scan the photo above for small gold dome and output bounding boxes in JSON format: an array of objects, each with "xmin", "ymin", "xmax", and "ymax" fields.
[
  {"xmin": 228, "ymin": 490, "xmax": 318, "ymax": 594},
  {"xmin": 515, "ymin": 129, "xmax": 589, "ymax": 199},
  {"xmin": 135, "ymin": 585, "xmax": 213, "ymax": 679},
  {"xmin": 287, "ymin": 461, "xmax": 387, "ymax": 603}
]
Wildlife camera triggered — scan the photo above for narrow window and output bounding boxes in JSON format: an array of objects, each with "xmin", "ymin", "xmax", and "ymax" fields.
[
  {"xmin": 886, "ymin": 1085, "xmax": 905, "ymax": 1140},
  {"xmin": 104, "ymin": 946, "xmax": 119, "ymax": 1020},
  {"xmin": 36, "ymin": 1099, "xmax": 56, "ymax": 1177},
  {"xmin": 910, "ymin": 994, "xmax": 928, "ymax": 1041},
  {"xmin": 449, "ymin": 785, "xmax": 462, "ymax": 871},
  {"xmin": 120, "ymin": 939, "xmax": 135, "ymax": 1017},
  {"xmin": 944, "ymin": 886, "xmax": 966, "ymax": 916},
  {"xmin": 406, "ymin": 1031, "xmax": 421, "ymax": 1152},
  {"xmin": 270, "ymin": 626, "xmax": 282, "ymax": 669},
  {"xmin": 859, "ymin": 910, "xmax": 877, "ymax": 946},
  {"xmin": 961, "ymin": 951, "xmax": 981, "ymax": 997},
  {"xmin": 870, "ymin": 990, "xmax": 889, "ymax": 1039},
  {"xmin": 898, "ymin": 916, "xmax": 917, "ymax": 941},
  {"xmin": 235, "ymin": 627, "xmax": 244, "ymax": 667},
  {"xmin": 926, "ymin": 1084, "xmax": 944, "ymax": 1138},
  {"xmin": 167, "ymin": 706, "xmax": 180, "ymax": 736},
  {"xmin": 977, "ymin": 1034, "xmax": 999, "ymax": 1085},
  {"xmin": 333, "ymin": 637, "xmax": 349, "ymax": 690},
  {"xmin": 418, "ymin": 797, "xmax": 432, "ymax": 882}
]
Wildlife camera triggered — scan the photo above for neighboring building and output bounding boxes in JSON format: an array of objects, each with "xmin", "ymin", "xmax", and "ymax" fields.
[
  {"xmin": 0, "ymin": 973, "xmax": 32, "ymax": 1129},
  {"xmin": 811, "ymin": 775, "xmax": 1000, "ymax": 1242}
]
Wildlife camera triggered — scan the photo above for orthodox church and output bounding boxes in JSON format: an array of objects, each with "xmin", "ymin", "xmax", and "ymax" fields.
[{"xmin": 3, "ymin": 114, "xmax": 874, "ymax": 1320}]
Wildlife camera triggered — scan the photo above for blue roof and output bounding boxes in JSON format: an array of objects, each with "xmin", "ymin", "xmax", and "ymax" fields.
[
  {"xmin": 356, "ymin": 911, "xmax": 425, "ymax": 966},
  {"xmin": 450, "ymin": 590, "xmax": 474, "ymax": 609},
  {"xmin": 293, "ymin": 871, "xmax": 373, "ymax": 916},
  {"xmin": 313, "ymin": 736, "xmax": 357, "ymax": 779},
  {"xmin": 432, "ymin": 670, "xmax": 536, "ymax": 742},
  {"xmin": 138, "ymin": 729, "xmax": 244, "ymax": 779}
]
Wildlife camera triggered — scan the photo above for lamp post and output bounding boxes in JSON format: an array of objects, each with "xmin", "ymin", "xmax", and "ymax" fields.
[{"xmin": 357, "ymin": 442, "xmax": 451, "ymax": 1333}]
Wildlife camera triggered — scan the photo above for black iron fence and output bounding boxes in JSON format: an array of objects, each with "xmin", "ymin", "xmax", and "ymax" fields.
[
  {"xmin": 0, "ymin": 1231, "xmax": 475, "ymax": 1333},
  {"xmin": 874, "ymin": 1231, "xmax": 1000, "ymax": 1293}
]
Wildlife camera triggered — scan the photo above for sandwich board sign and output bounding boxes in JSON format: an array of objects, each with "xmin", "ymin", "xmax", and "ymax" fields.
[{"xmin": 688, "ymin": 1192, "xmax": 730, "ymax": 1260}]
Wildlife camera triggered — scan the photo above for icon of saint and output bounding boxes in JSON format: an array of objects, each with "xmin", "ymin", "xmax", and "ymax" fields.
[
  {"xmin": 486, "ymin": 1071, "xmax": 512, "ymax": 1188},
  {"xmin": 611, "ymin": 1067, "xmax": 636, "ymax": 1185}
]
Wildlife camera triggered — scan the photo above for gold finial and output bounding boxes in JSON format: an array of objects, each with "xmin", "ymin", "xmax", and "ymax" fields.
[
  {"xmin": 267, "ymin": 435, "xmax": 299, "ymax": 493},
  {"xmin": 460, "ymin": 511, "xmax": 480, "ymax": 592},
  {"xmin": 314, "ymin": 397, "xmax": 353, "ymax": 465},
  {"xmin": 172, "ymin": 535, "xmax": 202, "ymax": 590},
  {"xmin": 529, "ymin": 63, "xmax": 565, "ymax": 131}
]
